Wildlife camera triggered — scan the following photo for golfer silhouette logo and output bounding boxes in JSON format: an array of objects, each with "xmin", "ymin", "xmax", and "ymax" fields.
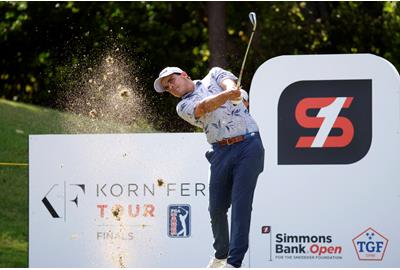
[{"xmin": 168, "ymin": 205, "xmax": 191, "ymax": 238}]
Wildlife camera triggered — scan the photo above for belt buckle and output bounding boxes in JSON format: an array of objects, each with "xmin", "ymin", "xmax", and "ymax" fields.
[{"xmin": 226, "ymin": 138, "xmax": 233, "ymax": 145}]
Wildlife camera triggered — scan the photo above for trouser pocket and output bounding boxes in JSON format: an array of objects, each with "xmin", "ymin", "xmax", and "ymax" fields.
[{"xmin": 205, "ymin": 149, "xmax": 215, "ymax": 163}]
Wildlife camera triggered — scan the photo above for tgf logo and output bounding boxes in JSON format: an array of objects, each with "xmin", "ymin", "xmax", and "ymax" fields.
[
  {"xmin": 352, "ymin": 227, "xmax": 388, "ymax": 261},
  {"xmin": 278, "ymin": 80, "xmax": 372, "ymax": 164}
]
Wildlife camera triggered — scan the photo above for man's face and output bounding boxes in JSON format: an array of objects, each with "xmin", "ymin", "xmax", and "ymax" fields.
[{"xmin": 160, "ymin": 73, "xmax": 193, "ymax": 97}]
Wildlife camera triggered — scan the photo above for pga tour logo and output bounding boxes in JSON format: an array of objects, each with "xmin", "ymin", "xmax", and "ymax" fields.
[
  {"xmin": 278, "ymin": 80, "xmax": 372, "ymax": 164},
  {"xmin": 167, "ymin": 204, "xmax": 191, "ymax": 238},
  {"xmin": 352, "ymin": 228, "xmax": 388, "ymax": 261}
]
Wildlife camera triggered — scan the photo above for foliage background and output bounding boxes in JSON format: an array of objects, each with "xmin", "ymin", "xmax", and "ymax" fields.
[{"xmin": 1, "ymin": 1, "xmax": 400, "ymax": 131}]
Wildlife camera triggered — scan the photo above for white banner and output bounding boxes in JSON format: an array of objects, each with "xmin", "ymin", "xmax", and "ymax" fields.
[
  {"xmin": 29, "ymin": 133, "xmax": 223, "ymax": 267},
  {"xmin": 30, "ymin": 54, "xmax": 400, "ymax": 267},
  {"xmin": 250, "ymin": 54, "xmax": 400, "ymax": 267}
]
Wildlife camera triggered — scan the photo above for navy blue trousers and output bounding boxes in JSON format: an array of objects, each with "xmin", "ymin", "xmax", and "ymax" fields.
[{"xmin": 206, "ymin": 132, "xmax": 265, "ymax": 268}]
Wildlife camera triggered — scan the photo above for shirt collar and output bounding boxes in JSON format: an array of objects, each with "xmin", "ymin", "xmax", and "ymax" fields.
[{"xmin": 181, "ymin": 80, "xmax": 202, "ymax": 99}]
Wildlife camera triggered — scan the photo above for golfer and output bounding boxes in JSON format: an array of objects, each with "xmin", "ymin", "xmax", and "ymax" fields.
[{"xmin": 154, "ymin": 67, "xmax": 265, "ymax": 268}]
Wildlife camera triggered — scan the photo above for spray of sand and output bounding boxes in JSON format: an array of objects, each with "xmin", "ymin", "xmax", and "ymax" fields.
[
  {"xmin": 56, "ymin": 45, "xmax": 156, "ymax": 267},
  {"xmin": 58, "ymin": 46, "xmax": 153, "ymax": 133},
  {"xmin": 110, "ymin": 205, "xmax": 128, "ymax": 268}
]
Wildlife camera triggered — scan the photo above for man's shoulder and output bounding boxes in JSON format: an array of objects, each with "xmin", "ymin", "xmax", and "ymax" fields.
[
  {"xmin": 208, "ymin": 67, "xmax": 224, "ymax": 76},
  {"xmin": 207, "ymin": 67, "xmax": 237, "ymax": 80},
  {"xmin": 202, "ymin": 67, "xmax": 224, "ymax": 84}
]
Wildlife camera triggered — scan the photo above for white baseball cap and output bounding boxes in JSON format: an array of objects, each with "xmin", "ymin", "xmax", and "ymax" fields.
[{"xmin": 154, "ymin": 67, "xmax": 183, "ymax": 93}]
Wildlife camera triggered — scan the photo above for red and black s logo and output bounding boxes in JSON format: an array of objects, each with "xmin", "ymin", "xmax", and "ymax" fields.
[{"xmin": 278, "ymin": 80, "xmax": 372, "ymax": 164}]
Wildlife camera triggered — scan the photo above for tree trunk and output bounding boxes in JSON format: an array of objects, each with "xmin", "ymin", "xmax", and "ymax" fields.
[{"xmin": 207, "ymin": 2, "xmax": 227, "ymax": 68}]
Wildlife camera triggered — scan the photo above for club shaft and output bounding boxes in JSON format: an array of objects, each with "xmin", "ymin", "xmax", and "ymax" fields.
[{"xmin": 237, "ymin": 29, "xmax": 256, "ymax": 88}]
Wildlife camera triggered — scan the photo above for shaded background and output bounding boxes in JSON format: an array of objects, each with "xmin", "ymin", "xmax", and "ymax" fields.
[{"xmin": 1, "ymin": 1, "xmax": 400, "ymax": 131}]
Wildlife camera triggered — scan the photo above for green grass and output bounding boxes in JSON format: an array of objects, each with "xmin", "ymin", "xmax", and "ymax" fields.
[{"xmin": 0, "ymin": 98, "xmax": 155, "ymax": 267}]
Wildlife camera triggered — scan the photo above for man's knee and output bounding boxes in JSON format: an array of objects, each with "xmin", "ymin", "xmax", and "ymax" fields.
[{"xmin": 209, "ymin": 205, "xmax": 229, "ymax": 217}]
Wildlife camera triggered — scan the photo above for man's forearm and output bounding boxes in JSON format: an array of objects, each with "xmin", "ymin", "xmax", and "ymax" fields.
[
  {"xmin": 194, "ymin": 91, "xmax": 231, "ymax": 118},
  {"xmin": 194, "ymin": 77, "xmax": 240, "ymax": 118}
]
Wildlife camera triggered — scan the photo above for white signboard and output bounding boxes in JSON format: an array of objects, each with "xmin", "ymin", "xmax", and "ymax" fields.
[
  {"xmin": 250, "ymin": 54, "xmax": 400, "ymax": 266},
  {"xmin": 29, "ymin": 133, "xmax": 223, "ymax": 267},
  {"xmin": 30, "ymin": 54, "xmax": 400, "ymax": 267}
]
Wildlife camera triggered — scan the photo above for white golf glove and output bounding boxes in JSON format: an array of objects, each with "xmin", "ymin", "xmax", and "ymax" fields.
[{"xmin": 231, "ymin": 89, "xmax": 248, "ymax": 105}]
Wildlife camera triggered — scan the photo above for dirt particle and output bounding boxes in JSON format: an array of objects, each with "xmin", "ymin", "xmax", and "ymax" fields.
[
  {"xmin": 157, "ymin": 178, "xmax": 164, "ymax": 187},
  {"xmin": 118, "ymin": 255, "xmax": 125, "ymax": 268},
  {"xmin": 89, "ymin": 108, "xmax": 98, "ymax": 118},
  {"xmin": 105, "ymin": 55, "xmax": 114, "ymax": 65},
  {"xmin": 111, "ymin": 205, "xmax": 123, "ymax": 221},
  {"xmin": 119, "ymin": 89, "xmax": 130, "ymax": 98}
]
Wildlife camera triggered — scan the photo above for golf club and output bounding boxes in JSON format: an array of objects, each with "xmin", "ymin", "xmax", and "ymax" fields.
[{"xmin": 236, "ymin": 12, "xmax": 257, "ymax": 89}]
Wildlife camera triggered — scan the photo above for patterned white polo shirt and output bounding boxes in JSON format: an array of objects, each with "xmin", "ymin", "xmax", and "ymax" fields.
[{"xmin": 176, "ymin": 67, "xmax": 259, "ymax": 144}]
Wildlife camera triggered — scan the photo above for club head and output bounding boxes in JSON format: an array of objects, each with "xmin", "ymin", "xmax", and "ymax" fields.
[{"xmin": 249, "ymin": 12, "xmax": 257, "ymax": 30}]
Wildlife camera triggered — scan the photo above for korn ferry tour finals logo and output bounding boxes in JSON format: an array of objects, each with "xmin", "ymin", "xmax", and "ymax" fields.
[
  {"xmin": 41, "ymin": 181, "xmax": 204, "ymax": 243},
  {"xmin": 352, "ymin": 227, "xmax": 388, "ymax": 261},
  {"xmin": 42, "ymin": 181, "xmax": 205, "ymax": 223}
]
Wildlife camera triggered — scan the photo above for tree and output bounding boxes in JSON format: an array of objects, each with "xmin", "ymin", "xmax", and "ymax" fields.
[{"xmin": 207, "ymin": 1, "xmax": 227, "ymax": 68}]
